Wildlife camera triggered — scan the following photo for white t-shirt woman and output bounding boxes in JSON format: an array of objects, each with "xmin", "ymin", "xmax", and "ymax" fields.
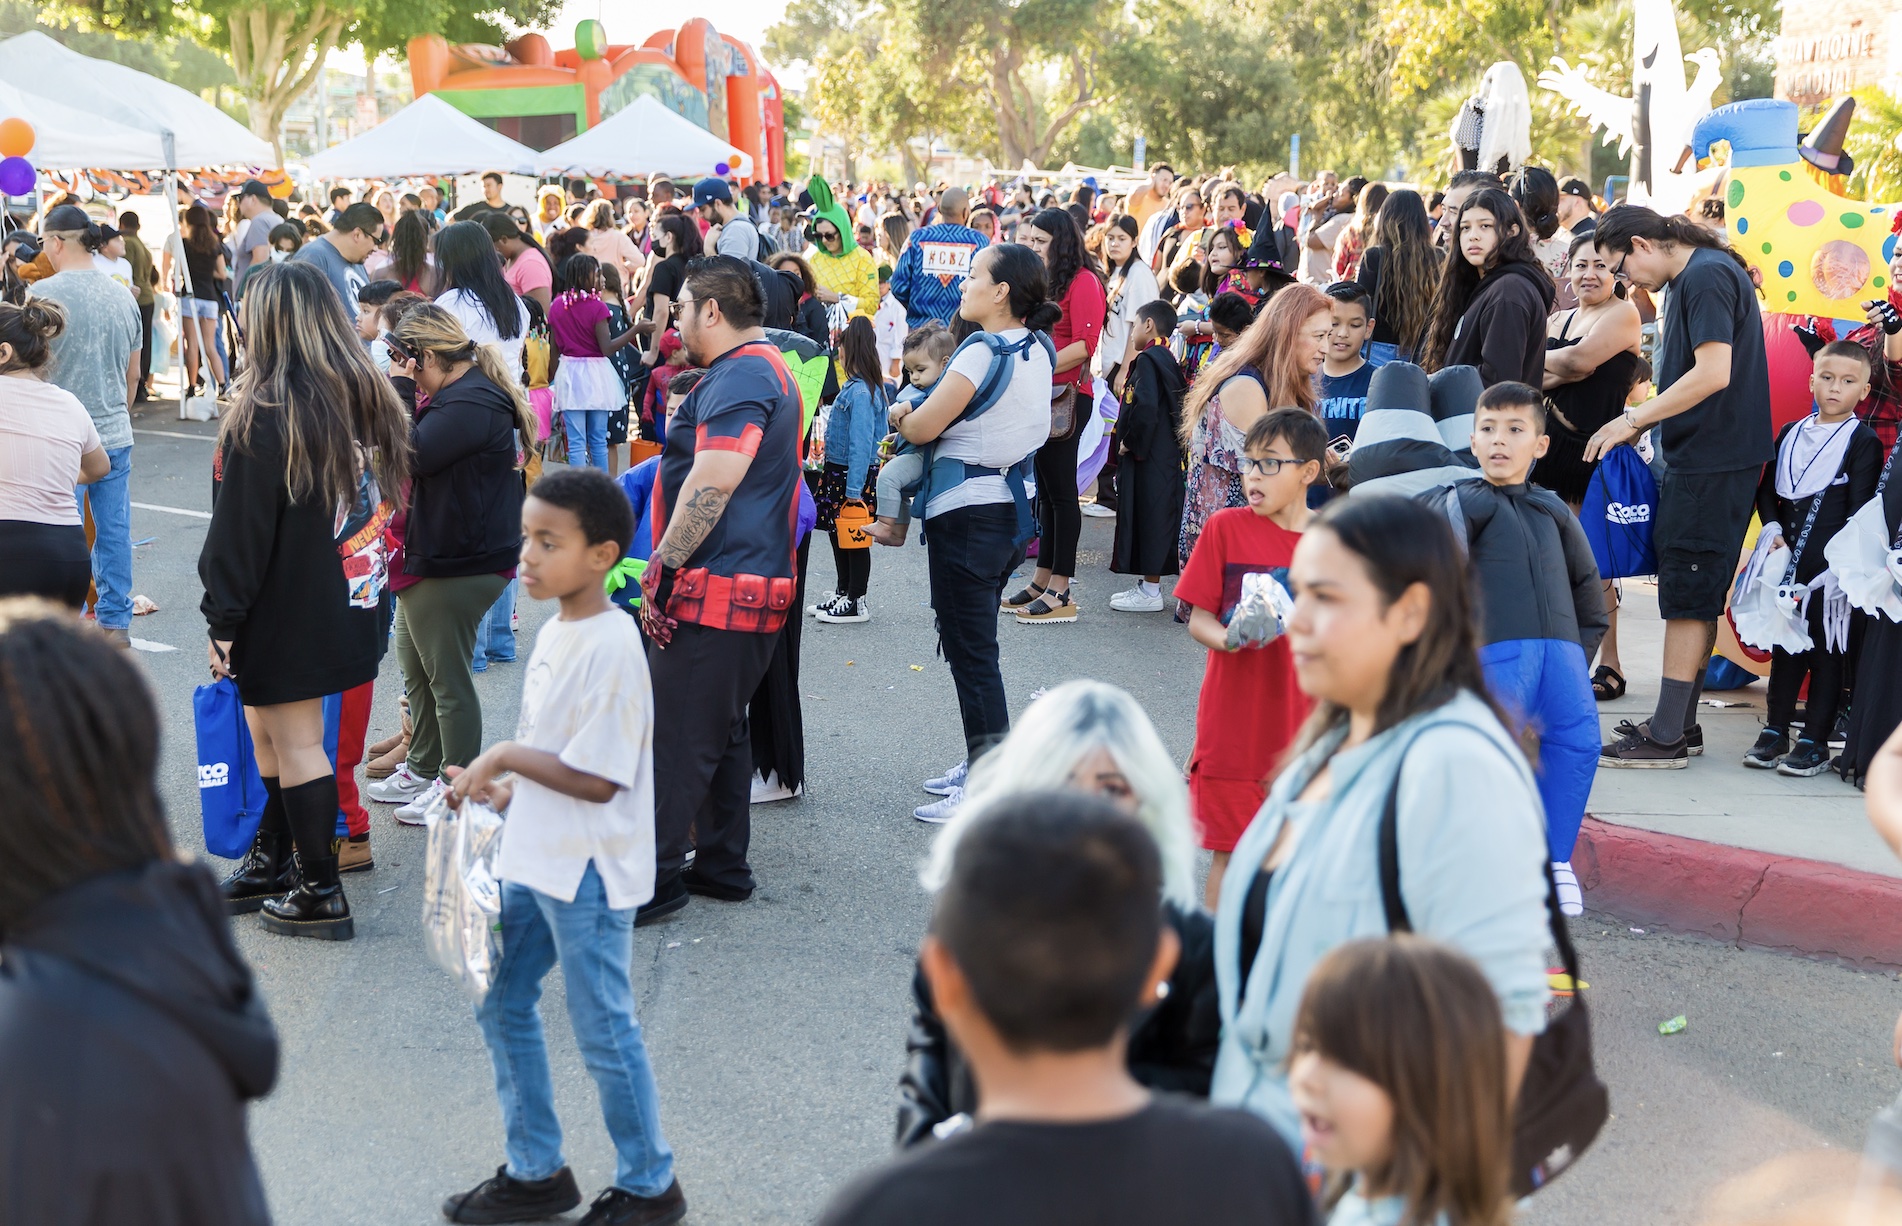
[
  {"xmin": 924, "ymin": 329, "xmax": 1053, "ymax": 518},
  {"xmin": 437, "ymin": 289, "xmax": 531, "ymax": 383}
]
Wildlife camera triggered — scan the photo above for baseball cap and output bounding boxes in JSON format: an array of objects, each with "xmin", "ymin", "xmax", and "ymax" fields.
[
  {"xmin": 41, "ymin": 204, "xmax": 93, "ymax": 234},
  {"xmin": 692, "ymin": 177, "xmax": 733, "ymax": 209},
  {"xmin": 238, "ymin": 178, "xmax": 272, "ymax": 202},
  {"xmin": 1559, "ymin": 178, "xmax": 1592, "ymax": 200},
  {"xmin": 5, "ymin": 232, "xmax": 40, "ymax": 258}
]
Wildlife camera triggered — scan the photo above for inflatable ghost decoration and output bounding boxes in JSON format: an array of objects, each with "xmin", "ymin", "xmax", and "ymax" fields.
[{"xmin": 1450, "ymin": 62, "xmax": 1532, "ymax": 176}]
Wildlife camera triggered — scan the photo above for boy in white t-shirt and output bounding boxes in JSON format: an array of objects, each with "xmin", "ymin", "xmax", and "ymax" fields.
[
  {"xmin": 442, "ymin": 468, "xmax": 686, "ymax": 1226},
  {"xmin": 873, "ymin": 265, "xmax": 907, "ymax": 380}
]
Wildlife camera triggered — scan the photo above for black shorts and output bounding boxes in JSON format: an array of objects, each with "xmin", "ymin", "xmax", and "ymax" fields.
[{"xmin": 1653, "ymin": 465, "xmax": 1760, "ymax": 621}]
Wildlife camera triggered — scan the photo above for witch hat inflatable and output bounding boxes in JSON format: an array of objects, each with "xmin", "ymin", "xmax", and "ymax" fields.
[{"xmin": 1800, "ymin": 95, "xmax": 1856, "ymax": 177}]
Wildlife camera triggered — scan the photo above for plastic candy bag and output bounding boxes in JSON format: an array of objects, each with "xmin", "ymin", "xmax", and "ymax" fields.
[
  {"xmin": 421, "ymin": 790, "xmax": 506, "ymax": 1002},
  {"xmin": 1224, "ymin": 571, "xmax": 1295, "ymax": 651}
]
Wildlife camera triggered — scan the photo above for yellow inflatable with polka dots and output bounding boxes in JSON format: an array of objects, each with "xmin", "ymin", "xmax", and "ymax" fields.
[{"xmin": 1693, "ymin": 99, "xmax": 1897, "ymax": 317}]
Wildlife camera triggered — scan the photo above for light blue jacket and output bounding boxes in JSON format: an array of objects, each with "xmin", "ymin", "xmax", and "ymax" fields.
[
  {"xmin": 825, "ymin": 377, "xmax": 887, "ymax": 494},
  {"xmin": 1210, "ymin": 690, "xmax": 1551, "ymax": 1152}
]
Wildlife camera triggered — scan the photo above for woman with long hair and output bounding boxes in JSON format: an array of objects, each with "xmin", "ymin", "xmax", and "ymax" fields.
[
  {"xmin": 1511, "ymin": 164, "xmax": 1573, "ymax": 304},
  {"xmin": 200, "ymin": 261, "xmax": 410, "ymax": 940},
  {"xmin": 581, "ymin": 198, "xmax": 642, "ymax": 288},
  {"xmin": 641, "ymin": 211, "xmax": 701, "ymax": 366},
  {"xmin": 174, "ymin": 202, "xmax": 229, "ymax": 396},
  {"xmin": 1097, "ymin": 212, "xmax": 1162, "ymax": 386},
  {"xmin": 897, "ymin": 680, "xmax": 1218, "ymax": 1144},
  {"xmin": 363, "ymin": 302, "xmax": 532, "ymax": 827},
  {"xmin": 390, "ymin": 208, "xmax": 435, "ymax": 297},
  {"xmin": 433, "ymin": 219, "xmax": 531, "ymax": 379},
  {"xmin": 1177, "ymin": 283, "xmax": 1331, "ymax": 565},
  {"xmin": 1421, "ymin": 187, "xmax": 1554, "ymax": 387},
  {"xmin": 811, "ymin": 316, "xmax": 888, "ymax": 622},
  {"xmin": 897, "ymin": 244, "xmax": 1060, "ymax": 821},
  {"xmin": 1209, "ymin": 494, "xmax": 1552, "ymax": 1152},
  {"xmin": 1355, "ymin": 189, "xmax": 1442, "ymax": 365},
  {"xmin": 877, "ymin": 213, "xmax": 911, "ymax": 269},
  {"xmin": 481, "ymin": 211, "xmax": 554, "ymax": 309},
  {"xmin": 0, "ymin": 602, "xmax": 280, "ymax": 1221},
  {"xmin": 1009, "ymin": 208, "xmax": 1106, "ymax": 624}
]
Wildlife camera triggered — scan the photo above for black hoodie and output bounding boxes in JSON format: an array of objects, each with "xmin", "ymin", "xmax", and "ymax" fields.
[
  {"xmin": 0, "ymin": 860, "xmax": 278, "ymax": 1226},
  {"xmin": 1443, "ymin": 259, "xmax": 1554, "ymax": 389}
]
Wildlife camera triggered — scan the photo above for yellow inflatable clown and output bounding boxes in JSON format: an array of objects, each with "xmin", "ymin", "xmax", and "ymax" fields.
[{"xmin": 1693, "ymin": 99, "xmax": 1898, "ymax": 317}]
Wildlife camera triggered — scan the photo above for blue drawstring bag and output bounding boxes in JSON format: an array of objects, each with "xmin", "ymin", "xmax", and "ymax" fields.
[
  {"xmin": 1580, "ymin": 445, "xmax": 1658, "ymax": 579},
  {"xmin": 194, "ymin": 678, "xmax": 267, "ymax": 858}
]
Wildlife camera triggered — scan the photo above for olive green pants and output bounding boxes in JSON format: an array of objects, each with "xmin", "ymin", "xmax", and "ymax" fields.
[{"xmin": 394, "ymin": 573, "xmax": 509, "ymax": 780}]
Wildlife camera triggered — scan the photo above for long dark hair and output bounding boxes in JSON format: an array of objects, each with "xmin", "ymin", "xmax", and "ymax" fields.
[
  {"xmin": 180, "ymin": 203, "xmax": 221, "ymax": 258},
  {"xmin": 0, "ymin": 599, "xmax": 173, "ymax": 933},
  {"xmin": 1509, "ymin": 166, "xmax": 1562, "ymax": 243},
  {"xmin": 1288, "ymin": 493, "xmax": 1505, "ymax": 757},
  {"xmin": 1028, "ymin": 207, "xmax": 1100, "ymax": 302},
  {"xmin": 1422, "ymin": 188, "xmax": 1549, "ymax": 371},
  {"xmin": 1105, "ymin": 213, "xmax": 1142, "ymax": 279},
  {"xmin": 979, "ymin": 243, "xmax": 1064, "ymax": 332},
  {"xmin": 654, "ymin": 212, "xmax": 702, "ymax": 260},
  {"xmin": 1593, "ymin": 203, "xmax": 1752, "ymax": 277},
  {"xmin": 433, "ymin": 220, "xmax": 521, "ymax": 341},
  {"xmin": 838, "ymin": 315, "xmax": 883, "ymax": 388},
  {"xmin": 1369, "ymin": 189, "xmax": 1442, "ymax": 359},
  {"xmin": 391, "ymin": 209, "xmax": 431, "ymax": 291}
]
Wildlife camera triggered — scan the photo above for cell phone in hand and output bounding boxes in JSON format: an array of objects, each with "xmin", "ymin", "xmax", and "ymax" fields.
[
  {"xmin": 381, "ymin": 332, "xmax": 418, "ymax": 368},
  {"xmin": 1326, "ymin": 434, "xmax": 1353, "ymax": 462}
]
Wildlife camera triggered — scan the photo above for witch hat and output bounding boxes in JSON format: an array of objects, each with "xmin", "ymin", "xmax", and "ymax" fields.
[{"xmin": 1800, "ymin": 96, "xmax": 1856, "ymax": 177}]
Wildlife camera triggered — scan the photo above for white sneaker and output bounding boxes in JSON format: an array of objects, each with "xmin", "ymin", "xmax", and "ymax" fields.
[
  {"xmin": 366, "ymin": 762, "xmax": 430, "ymax": 804},
  {"xmin": 914, "ymin": 786, "xmax": 963, "ymax": 824},
  {"xmin": 814, "ymin": 595, "xmax": 869, "ymax": 623},
  {"xmin": 751, "ymin": 771, "xmax": 800, "ymax": 803},
  {"xmin": 392, "ymin": 778, "xmax": 448, "ymax": 826},
  {"xmin": 923, "ymin": 759, "xmax": 968, "ymax": 796},
  {"xmin": 1553, "ymin": 861, "xmax": 1583, "ymax": 917},
  {"xmin": 1108, "ymin": 585, "xmax": 1165, "ymax": 613},
  {"xmin": 1079, "ymin": 501, "xmax": 1116, "ymax": 518}
]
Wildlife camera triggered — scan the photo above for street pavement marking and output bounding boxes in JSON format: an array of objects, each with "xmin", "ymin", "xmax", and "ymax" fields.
[
  {"xmin": 132, "ymin": 428, "xmax": 217, "ymax": 442},
  {"xmin": 130, "ymin": 638, "xmax": 178, "ymax": 653},
  {"xmin": 131, "ymin": 500, "xmax": 212, "ymax": 520}
]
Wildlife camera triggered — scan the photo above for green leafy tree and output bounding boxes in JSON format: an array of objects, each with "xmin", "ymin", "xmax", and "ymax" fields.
[{"xmin": 1847, "ymin": 86, "xmax": 1902, "ymax": 203}]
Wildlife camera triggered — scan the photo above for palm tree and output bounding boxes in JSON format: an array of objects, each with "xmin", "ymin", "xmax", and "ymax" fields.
[{"xmin": 1847, "ymin": 87, "xmax": 1902, "ymax": 203}]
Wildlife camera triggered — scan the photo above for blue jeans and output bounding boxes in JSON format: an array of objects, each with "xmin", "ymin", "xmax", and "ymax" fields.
[
  {"xmin": 75, "ymin": 445, "xmax": 133, "ymax": 629},
  {"xmin": 475, "ymin": 863, "xmax": 676, "ymax": 1196},
  {"xmin": 471, "ymin": 578, "xmax": 518, "ymax": 672},
  {"xmin": 564, "ymin": 410, "xmax": 609, "ymax": 471},
  {"xmin": 1479, "ymin": 638, "xmax": 1599, "ymax": 862}
]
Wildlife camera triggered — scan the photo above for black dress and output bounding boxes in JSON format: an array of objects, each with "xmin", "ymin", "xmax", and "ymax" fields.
[
  {"xmin": 1841, "ymin": 467, "xmax": 1902, "ymax": 787},
  {"xmin": 1111, "ymin": 346, "xmax": 1188, "ymax": 577},
  {"xmin": 1541, "ymin": 310, "xmax": 1642, "ymax": 506}
]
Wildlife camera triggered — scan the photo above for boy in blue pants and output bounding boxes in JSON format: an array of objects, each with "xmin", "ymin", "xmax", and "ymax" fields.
[
  {"xmin": 443, "ymin": 468, "xmax": 684, "ymax": 1226},
  {"xmin": 1457, "ymin": 382, "xmax": 1606, "ymax": 916}
]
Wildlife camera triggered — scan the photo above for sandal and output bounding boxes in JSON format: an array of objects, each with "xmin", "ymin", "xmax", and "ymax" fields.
[
  {"xmin": 1000, "ymin": 581, "xmax": 1047, "ymax": 612},
  {"xmin": 1015, "ymin": 589, "xmax": 1078, "ymax": 624},
  {"xmin": 1591, "ymin": 665, "xmax": 1626, "ymax": 702}
]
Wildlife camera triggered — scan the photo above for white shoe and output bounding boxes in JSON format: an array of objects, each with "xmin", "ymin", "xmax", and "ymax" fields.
[
  {"xmin": 814, "ymin": 595, "xmax": 869, "ymax": 624},
  {"xmin": 365, "ymin": 762, "xmax": 430, "ymax": 804},
  {"xmin": 1553, "ymin": 860, "xmax": 1583, "ymax": 917},
  {"xmin": 1108, "ymin": 585, "xmax": 1165, "ymax": 613},
  {"xmin": 751, "ymin": 771, "xmax": 800, "ymax": 803},
  {"xmin": 1079, "ymin": 502, "xmax": 1116, "ymax": 518},
  {"xmin": 923, "ymin": 759, "xmax": 968, "ymax": 796},
  {"xmin": 914, "ymin": 786, "xmax": 963, "ymax": 824},
  {"xmin": 392, "ymin": 778, "xmax": 448, "ymax": 826}
]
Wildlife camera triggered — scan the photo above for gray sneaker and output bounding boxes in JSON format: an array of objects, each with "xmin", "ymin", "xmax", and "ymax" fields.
[{"xmin": 914, "ymin": 786, "xmax": 964, "ymax": 824}]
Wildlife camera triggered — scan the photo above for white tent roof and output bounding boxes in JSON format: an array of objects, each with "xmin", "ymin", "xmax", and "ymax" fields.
[
  {"xmin": 0, "ymin": 76, "xmax": 165, "ymax": 171},
  {"xmin": 536, "ymin": 95, "xmax": 752, "ymax": 180},
  {"xmin": 0, "ymin": 31, "xmax": 272, "ymax": 169},
  {"xmin": 305, "ymin": 94, "xmax": 539, "ymax": 178}
]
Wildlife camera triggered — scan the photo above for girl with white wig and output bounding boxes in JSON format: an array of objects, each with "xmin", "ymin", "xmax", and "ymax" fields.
[{"xmin": 896, "ymin": 680, "xmax": 1219, "ymax": 1146}]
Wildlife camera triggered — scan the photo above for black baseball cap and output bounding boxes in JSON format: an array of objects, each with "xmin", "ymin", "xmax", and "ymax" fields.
[
  {"xmin": 41, "ymin": 204, "xmax": 93, "ymax": 234},
  {"xmin": 238, "ymin": 178, "xmax": 272, "ymax": 202},
  {"xmin": 1559, "ymin": 178, "xmax": 1592, "ymax": 200}
]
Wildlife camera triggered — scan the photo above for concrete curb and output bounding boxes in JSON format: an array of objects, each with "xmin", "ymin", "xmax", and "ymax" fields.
[{"xmin": 1574, "ymin": 817, "xmax": 1902, "ymax": 968}]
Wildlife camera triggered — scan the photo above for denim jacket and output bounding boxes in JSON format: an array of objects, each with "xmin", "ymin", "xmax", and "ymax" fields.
[
  {"xmin": 1209, "ymin": 690, "xmax": 1552, "ymax": 1151},
  {"xmin": 825, "ymin": 377, "xmax": 887, "ymax": 493}
]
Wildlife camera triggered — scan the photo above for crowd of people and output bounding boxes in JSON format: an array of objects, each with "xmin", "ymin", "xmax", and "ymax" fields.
[{"xmin": 4, "ymin": 147, "xmax": 1902, "ymax": 1226}]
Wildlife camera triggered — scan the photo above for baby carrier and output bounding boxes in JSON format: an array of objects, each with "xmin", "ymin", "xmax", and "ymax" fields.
[{"xmin": 909, "ymin": 329, "xmax": 1056, "ymax": 547}]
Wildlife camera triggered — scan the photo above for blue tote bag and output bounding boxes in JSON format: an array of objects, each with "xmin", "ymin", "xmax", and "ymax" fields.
[
  {"xmin": 194, "ymin": 678, "xmax": 267, "ymax": 858},
  {"xmin": 1580, "ymin": 445, "xmax": 1658, "ymax": 580}
]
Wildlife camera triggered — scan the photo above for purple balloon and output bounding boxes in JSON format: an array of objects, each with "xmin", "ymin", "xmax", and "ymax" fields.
[
  {"xmin": 715, "ymin": 161, "xmax": 730, "ymax": 177},
  {"xmin": 0, "ymin": 157, "xmax": 32, "ymax": 197}
]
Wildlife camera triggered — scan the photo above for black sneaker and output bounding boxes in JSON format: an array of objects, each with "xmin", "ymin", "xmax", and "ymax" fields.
[
  {"xmin": 682, "ymin": 868, "xmax": 754, "ymax": 902},
  {"xmin": 1599, "ymin": 728, "xmax": 1688, "ymax": 769},
  {"xmin": 635, "ymin": 871, "xmax": 689, "ymax": 927},
  {"xmin": 1831, "ymin": 711, "xmax": 1850, "ymax": 749},
  {"xmin": 1777, "ymin": 740, "xmax": 1833, "ymax": 777},
  {"xmin": 1614, "ymin": 718, "xmax": 1703, "ymax": 756},
  {"xmin": 578, "ymin": 1182, "xmax": 687, "ymax": 1226},
  {"xmin": 1742, "ymin": 728, "xmax": 1789, "ymax": 769},
  {"xmin": 442, "ymin": 1166, "xmax": 581, "ymax": 1224}
]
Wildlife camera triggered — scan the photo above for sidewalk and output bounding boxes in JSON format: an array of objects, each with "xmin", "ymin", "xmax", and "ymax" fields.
[{"xmin": 1578, "ymin": 582, "xmax": 1902, "ymax": 966}]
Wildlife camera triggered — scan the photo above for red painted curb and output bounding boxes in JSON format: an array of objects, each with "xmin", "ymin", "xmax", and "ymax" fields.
[{"xmin": 1573, "ymin": 817, "xmax": 1902, "ymax": 967}]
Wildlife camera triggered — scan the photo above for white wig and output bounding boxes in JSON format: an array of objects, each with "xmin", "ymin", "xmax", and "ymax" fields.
[{"xmin": 919, "ymin": 680, "xmax": 1198, "ymax": 909}]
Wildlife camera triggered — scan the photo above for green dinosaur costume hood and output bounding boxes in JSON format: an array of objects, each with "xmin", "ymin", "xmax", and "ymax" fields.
[{"xmin": 807, "ymin": 175, "xmax": 860, "ymax": 256}]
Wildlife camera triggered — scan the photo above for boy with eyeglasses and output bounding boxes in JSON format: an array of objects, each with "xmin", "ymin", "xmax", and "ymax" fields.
[{"xmin": 1175, "ymin": 409, "xmax": 1325, "ymax": 908}]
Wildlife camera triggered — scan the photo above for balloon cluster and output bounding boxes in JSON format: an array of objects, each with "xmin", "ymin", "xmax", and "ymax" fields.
[{"xmin": 0, "ymin": 118, "xmax": 35, "ymax": 197}]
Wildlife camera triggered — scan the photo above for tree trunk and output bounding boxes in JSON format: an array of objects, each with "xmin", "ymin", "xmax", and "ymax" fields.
[{"xmin": 226, "ymin": 1, "xmax": 346, "ymax": 166}]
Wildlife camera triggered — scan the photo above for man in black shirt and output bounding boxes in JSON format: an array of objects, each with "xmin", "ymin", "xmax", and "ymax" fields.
[
  {"xmin": 1585, "ymin": 205, "xmax": 1774, "ymax": 768},
  {"xmin": 817, "ymin": 793, "xmax": 1315, "ymax": 1226}
]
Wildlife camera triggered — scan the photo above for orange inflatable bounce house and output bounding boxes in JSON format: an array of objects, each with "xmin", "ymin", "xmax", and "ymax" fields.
[{"xmin": 407, "ymin": 18, "xmax": 784, "ymax": 184}]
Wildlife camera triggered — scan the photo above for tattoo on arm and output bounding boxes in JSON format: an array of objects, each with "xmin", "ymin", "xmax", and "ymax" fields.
[{"xmin": 656, "ymin": 485, "xmax": 732, "ymax": 568}]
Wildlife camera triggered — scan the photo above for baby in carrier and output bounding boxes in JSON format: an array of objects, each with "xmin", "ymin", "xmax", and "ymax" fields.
[{"xmin": 865, "ymin": 322, "xmax": 956, "ymax": 547}]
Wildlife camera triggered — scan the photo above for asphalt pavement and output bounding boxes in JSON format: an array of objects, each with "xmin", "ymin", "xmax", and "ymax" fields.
[{"xmin": 118, "ymin": 408, "xmax": 1902, "ymax": 1225}]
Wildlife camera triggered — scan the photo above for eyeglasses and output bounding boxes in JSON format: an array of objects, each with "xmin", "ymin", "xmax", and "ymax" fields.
[
  {"xmin": 1240, "ymin": 456, "xmax": 1301, "ymax": 476},
  {"xmin": 1610, "ymin": 254, "xmax": 1629, "ymax": 283},
  {"xmin": 667, "ymin": 299, "xmax": 698, "ymax": 321}
]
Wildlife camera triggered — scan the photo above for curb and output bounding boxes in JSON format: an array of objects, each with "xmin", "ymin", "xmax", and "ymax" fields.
[{"xmin": 1574, "ymin": 817, "xmax": 1902, "ymax": 968}]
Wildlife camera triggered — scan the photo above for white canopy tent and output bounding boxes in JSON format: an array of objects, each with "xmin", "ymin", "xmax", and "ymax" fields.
[
  {"xmin": 304, "ymin": 94, "xmax": 539, "ymax": 178},
  {"xmin": 0, "ymin": 77, "xmax": 164, "ymax": 171},
  {"xmin": 0, "ymin": 31, "xmax": 272, "ymax": 170},
  {"xmin": 536, "ymin": 95, "xmax": 753, "ymax": 180}
]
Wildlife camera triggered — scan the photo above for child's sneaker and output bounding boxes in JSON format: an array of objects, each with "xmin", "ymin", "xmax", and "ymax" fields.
[
  {"xmin": 1742, "ymin": 728, "xmax": 1789, "ymax": 769},
  {"xmin": 1777, "ymin": 740, "xmax": 1833, "ymax": 777},
  {"xmin": 1552, "ymin": 860, "xmax": 1583, "ymax": 917},
  {"xmin": 923, "ymin": 759, "xmax": 968, "ymax": 796},
  {"xmin": 1108, "ymin": 585, "xmax": 1165, "ymax": 613},
  {"xmin": 814, "ymin": 595, "xmax": 869, "ymax": 624},
  {"xmin": 807, "ymin": 591, "xmax": 843, "ymax": 616},
  {"xmin": 914, "ymin": 786, "xmax": 963, "ymax": 824}
]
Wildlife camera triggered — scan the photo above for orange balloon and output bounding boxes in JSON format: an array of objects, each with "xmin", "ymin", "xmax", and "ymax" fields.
[
  {"xmin": 261, "ymin": 171, "xmax": 294, "ymax": 199},
  {"xmin": 0, "ymin": 118, "xmax": 34, "ymax": 159}
]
